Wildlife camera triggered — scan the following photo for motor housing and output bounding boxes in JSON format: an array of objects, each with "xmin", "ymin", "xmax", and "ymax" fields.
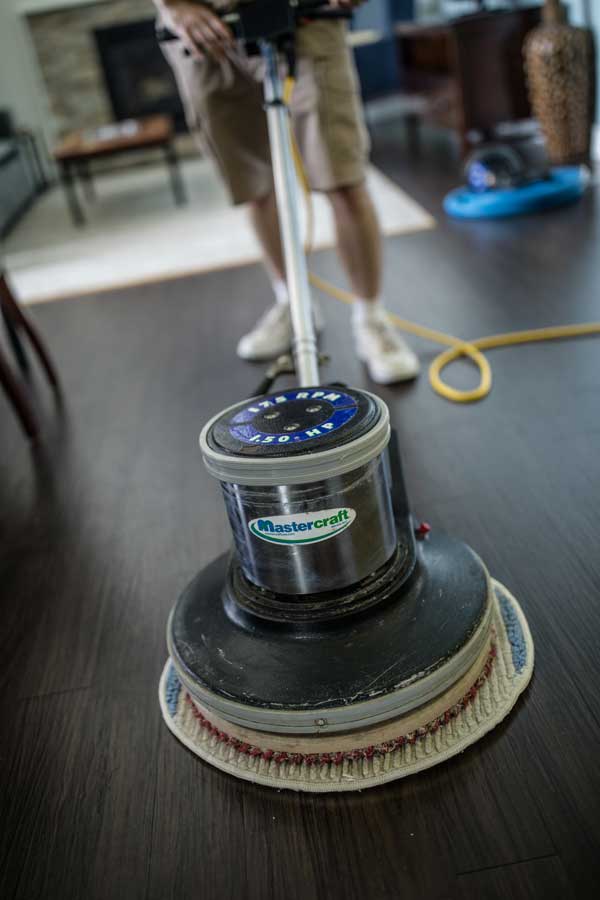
[{"xmin": 200, "ymin": 386, "xmax": 398, "ymax": 595}]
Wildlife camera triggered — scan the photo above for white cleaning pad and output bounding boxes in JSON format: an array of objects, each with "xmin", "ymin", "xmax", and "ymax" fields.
[{"xmin": 159, "ymin": 580, "xmax": 533, "ymax": 792}]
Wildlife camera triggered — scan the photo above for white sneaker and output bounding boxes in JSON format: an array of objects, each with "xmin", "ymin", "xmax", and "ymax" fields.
[
  {"xmin": 353, "ymin": 309, "xmax": 420, "ymax": 384},
  {"xmin": 237, "ymin": 300, "xmax": 323, "ymax": 362}
]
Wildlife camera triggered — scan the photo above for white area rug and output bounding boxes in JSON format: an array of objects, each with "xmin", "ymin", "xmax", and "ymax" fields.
[{"xmin": 3, "ymin": 157, "xmax": 435, "ymax": 304}]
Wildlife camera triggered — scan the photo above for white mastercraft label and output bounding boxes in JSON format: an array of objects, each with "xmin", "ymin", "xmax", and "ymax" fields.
[{"xmin": 248, "ymin": 508, "xmax": 356, "ymax": 546}]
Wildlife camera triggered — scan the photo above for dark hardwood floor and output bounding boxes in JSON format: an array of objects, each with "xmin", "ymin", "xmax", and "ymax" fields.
[{"xmin": 1, "ymin": 122, "xmax": 600, "ymax": 899}]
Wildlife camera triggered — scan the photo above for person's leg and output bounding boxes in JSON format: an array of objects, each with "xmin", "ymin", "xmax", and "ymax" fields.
[
  {"xmin": 294, "ymin": 20, "xmax": 420, "ymax": 384},
  {"xmin": 235, "ymin": 191, "xmax": 291, "ymax": 359},
  {"xmin": 238, "ymin": 189, "xmax": 325, "ymax": 360},
  {"xmin": 326, "ymin": 182, "xmax": 381, "ymax": 301},
  {"xmin": 248, "ymin": 193, "xmax": 281, "ymax": 277},
  {"xmin": 325, "ymin": 181, "xmax": 418, "ymax": 382},
  {"xmin": 248, "ymin": 191, "xmax": 286, "ymax": 288},
  {"xmin": 163, "ymin": 42, "xmax": 299, "ymax": 359}
]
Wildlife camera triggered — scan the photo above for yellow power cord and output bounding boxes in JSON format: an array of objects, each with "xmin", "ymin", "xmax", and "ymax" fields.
[{"xmin": 283, "ymin": 76, "xmax": 600, "ymax": 403}]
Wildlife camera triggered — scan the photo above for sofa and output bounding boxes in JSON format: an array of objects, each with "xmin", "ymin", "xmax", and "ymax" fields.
[{"xmin": 0, "ymin": 133, "xmax": 45, "ymax": 238}]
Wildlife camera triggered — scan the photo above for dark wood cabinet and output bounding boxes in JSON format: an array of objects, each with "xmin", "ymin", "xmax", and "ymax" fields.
[{"xmin": 395, "ymin": 7, "xmax": 543, "ymax": 154}]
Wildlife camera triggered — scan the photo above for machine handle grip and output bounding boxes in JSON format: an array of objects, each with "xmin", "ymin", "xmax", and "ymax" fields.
[
  {"xmin": 297, "ymin": 8, "xmax": 352, "ymax": 19},
  {"xmin": 295, "ymin": 0, "xmax": 352, "ymax": 14},
  {"xmin": 156, "ymin": 2, "xmax": 351, "ymax": 45}
]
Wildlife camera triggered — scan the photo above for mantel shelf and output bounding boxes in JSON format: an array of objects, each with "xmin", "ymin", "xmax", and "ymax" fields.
[{"xmin": 18, "ymin": 0, "xmax": 106, "ymax": 18}]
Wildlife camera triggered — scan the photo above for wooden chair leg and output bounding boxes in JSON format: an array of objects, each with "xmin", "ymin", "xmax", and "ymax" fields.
[
  {"xmin": 0, "ymin": 272, "xmax": 60, "ymax": 390},
  {"xmin": 0, "ymin": 343, "xmax": 39, "ymax": 441},
  {"xmin": 2, "ymin": 302, "xmax": 30, "ymax": 375}
]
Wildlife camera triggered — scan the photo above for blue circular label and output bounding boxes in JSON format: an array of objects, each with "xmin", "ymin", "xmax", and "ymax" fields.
[{"xmin": 229, "ymin": 389, "xmax": 358, "ymax": 446}]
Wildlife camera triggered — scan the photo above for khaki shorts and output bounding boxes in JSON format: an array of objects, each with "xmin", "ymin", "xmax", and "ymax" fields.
[{"xmin": 164, "ymin": 20, "xmax": 370, "ymax": 204}]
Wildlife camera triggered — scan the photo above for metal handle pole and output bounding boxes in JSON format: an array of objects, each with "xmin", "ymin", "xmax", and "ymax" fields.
[{"xmin": 261, "ymin": 41, "xmax": 320, "ymax": 388}]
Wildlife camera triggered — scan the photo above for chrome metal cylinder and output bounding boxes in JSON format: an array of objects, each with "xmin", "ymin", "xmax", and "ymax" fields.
[
  {"xmin": 221, "ymin": 453, "xmax": 396, "ymax": 595},
  {"xmin": 200, "ymin": 387, "xmax": 397, "ymax": 596}
]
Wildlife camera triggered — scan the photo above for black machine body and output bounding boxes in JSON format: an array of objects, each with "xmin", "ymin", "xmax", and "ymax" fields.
[{"xmin": 167, "ymin": 386, "xmax": 492, "ymax": 735}]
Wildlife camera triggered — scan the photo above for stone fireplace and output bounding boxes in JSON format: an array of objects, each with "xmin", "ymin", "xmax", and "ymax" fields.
[
  {"xmin": 24, "ymin": 0, "xmax": 185, "ymax": 136},
  {"xmin": 94, "ymin": 18, "xmax": 185, "ymax": 129}
]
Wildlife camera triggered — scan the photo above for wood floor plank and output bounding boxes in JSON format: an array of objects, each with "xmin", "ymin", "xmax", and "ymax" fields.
[
  {"xmin": 0, "ymin": 689, "xmax": 159, "ymax": 900},
  {"xmin": 149, "ymin": 730, "xmax": 459, "ymax": 900},
  {"xmin": 455, "ymin": 855, "xmax": 571, "ymax": 900},
  {"xmin": 2, "ymin": 123, "xmax": 599, "ymax": 898}
]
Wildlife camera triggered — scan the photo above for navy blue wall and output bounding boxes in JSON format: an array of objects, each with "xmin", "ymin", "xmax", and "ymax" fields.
[{"xmin": 352, "ymin": 1, "xmax": 415, "ymax": 99}]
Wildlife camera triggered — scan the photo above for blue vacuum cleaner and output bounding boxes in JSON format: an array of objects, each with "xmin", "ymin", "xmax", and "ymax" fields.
[{"xmin": 445, "ymin": 142, "xmax": 588, "ymax": 220}]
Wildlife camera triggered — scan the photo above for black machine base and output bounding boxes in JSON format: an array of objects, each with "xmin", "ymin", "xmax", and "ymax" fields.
[{"xmin": 167, "ymin": 529, "xmax": 492, "ymax": 735}]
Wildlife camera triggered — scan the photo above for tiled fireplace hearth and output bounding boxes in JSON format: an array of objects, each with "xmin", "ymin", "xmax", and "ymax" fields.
[{"xmin": 24, "ymin": 0, "xmax": 184, "ymax": 135}]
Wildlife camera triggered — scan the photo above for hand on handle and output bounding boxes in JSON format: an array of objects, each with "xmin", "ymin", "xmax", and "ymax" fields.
[{"xmin": 157, "ymin": 1, "xmax": 234, "ymax": 60}]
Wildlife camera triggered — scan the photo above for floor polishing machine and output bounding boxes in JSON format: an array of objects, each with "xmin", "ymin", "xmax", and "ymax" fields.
[{"xmin": 158, "ymin": 0, "xmax": 534, "ymax": 792}]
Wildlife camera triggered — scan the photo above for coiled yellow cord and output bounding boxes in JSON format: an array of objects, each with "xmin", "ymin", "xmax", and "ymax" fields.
[{"xmin": 283, "ymin": 76, "xmax": 600, "ymax": 403}]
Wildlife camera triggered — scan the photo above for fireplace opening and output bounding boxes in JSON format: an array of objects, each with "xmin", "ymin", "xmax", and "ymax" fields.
[{"xmin": 94, "ymin": 19, "xmax": 186, "ymax": 131}]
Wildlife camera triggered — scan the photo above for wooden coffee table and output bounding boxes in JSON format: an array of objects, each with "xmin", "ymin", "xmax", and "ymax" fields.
[{"xmin": 53, "ymin": 115, "xmax": 187, "ymax": 226}]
